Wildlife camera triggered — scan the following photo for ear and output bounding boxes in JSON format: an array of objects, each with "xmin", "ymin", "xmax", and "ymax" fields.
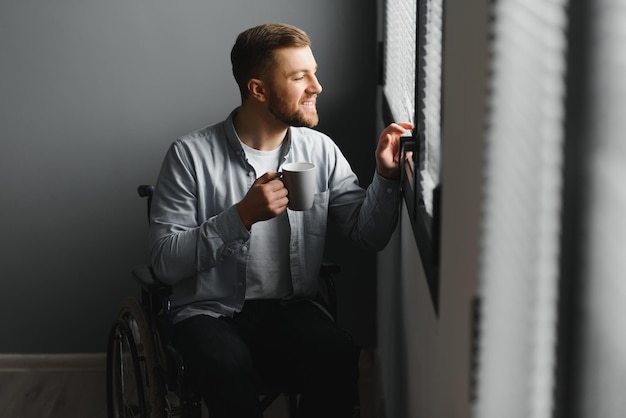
[{"xmin": 247, "ymin": 78, "xmax": 267, "ymax": 102}]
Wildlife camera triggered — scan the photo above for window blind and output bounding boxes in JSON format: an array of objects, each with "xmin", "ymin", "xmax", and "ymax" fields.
[
  {"xmin": 383, "ymin": 0, "xmax": 416, "ymax": 125},
  {"xmin": 384, "ymin": 0, "xmax": 443, "ymax": 217},
  {"xmin": 474, "ymin": 1, "xmax": 569, "ymax": 418},
  {"xmin": 420, "ymin": 0, "xmax": 443, "ymax": 215}
]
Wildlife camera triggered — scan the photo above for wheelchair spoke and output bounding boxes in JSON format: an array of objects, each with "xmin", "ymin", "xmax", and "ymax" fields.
[
  {"xmin": 115, "ymin": 334, "xmax": 140, "ymax": 418},
  {"xmin": 108, "ymin": 322, "xmax": 146, "ymax": 418},
  {"xmin": 107, "ymin": 298, "xmax": 168, "ymax": 418}
]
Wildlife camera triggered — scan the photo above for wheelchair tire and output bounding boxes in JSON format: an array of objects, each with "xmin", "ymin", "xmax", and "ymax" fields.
[{"xmin": 107, "ymin": 297, "xmax": 167, "ymax": 418}]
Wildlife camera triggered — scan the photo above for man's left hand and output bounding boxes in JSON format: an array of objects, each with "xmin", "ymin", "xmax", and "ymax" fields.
[{"xmin": 375, "ymin": 122, "xmax": 414, "ymax": 180}]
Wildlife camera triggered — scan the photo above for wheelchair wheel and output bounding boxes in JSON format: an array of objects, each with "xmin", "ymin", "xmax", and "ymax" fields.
[{"xmin": 107, "ymin": 297, "xmax": 166, "ymax": 418}]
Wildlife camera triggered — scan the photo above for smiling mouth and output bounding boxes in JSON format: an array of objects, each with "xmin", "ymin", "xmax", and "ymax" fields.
[{"xmin": 301, "ymin": 94, "xmax": 317, "ymax": 106}]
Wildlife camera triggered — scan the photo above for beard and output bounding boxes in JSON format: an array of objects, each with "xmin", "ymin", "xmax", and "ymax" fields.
[{"xmin": 268, "ymin": 91, "xmax": 319, "ymax": 128}]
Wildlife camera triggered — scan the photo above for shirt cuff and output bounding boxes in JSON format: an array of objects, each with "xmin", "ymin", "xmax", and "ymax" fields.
[
  {"xmin": 372, "ymin": 171, "xmax": 401, "ymax": 196},
  {"xmin": 215, "ymin": 205, "xmax": 251, "ymax": 246}
]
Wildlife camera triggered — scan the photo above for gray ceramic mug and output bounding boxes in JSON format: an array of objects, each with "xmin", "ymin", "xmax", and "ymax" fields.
[{"xmin": 282, "ymin": 162, "xmax": 316, "ymax": 211}]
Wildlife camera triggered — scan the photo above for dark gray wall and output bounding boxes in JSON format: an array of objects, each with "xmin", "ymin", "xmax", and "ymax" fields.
[{"xmin": 0, "ymin": 0, "xmax": 378, "ymax": 353}]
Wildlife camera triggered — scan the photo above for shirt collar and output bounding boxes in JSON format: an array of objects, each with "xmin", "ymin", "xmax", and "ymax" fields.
[{"xmin": 224, "ymin": 108, "xmax": 293, "ymax": 166}]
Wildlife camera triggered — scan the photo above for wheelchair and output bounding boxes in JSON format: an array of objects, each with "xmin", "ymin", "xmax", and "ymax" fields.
[{"xmin": 106, "ymin": 185, "xmax": 342, "ymax": 418}]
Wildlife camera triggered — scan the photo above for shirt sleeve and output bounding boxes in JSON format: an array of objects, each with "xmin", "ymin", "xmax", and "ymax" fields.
[
  {"xmin": 148, "ymin": 140, "xmax": 250, "ymax": 285},
  {"xmin": 328, "ymin": 143, "xmax": 401, "ymax": 251}
]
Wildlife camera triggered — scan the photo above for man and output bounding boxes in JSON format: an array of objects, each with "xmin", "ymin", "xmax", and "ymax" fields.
[{"xmin": 149, "ymin": 22, "xmax": 412, "ymax": 418}]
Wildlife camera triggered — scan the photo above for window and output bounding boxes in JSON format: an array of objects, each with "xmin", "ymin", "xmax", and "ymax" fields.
[{"xmin": 382, "ymin": 0, "xmax": 444, "ymax": 313}]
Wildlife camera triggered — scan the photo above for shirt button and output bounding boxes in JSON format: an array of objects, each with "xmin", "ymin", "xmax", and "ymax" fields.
[{"xmin": 387, "ymin": 187, "xmax": 393, "ymax": 193}]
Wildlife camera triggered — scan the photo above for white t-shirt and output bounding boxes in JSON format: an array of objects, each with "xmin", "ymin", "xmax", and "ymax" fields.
[{"xmin": 239, "ymin": 141, "xmax": 292, "ymax": 299}]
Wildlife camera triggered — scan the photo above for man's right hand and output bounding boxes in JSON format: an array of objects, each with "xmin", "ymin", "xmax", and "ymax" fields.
[{"xmin": 236, "ymin": 172, "xmax": 288, "ymax": 230}]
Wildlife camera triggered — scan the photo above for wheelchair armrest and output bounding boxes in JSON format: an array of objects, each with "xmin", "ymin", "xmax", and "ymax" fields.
[
  {"xmin": 320, "ymin": 260, "xmax": 341, "ymax": 276},
  {"xmin": 131, "ymin": 264, "xmax": 158, "ymax": 287},
  {"xmin": 132, "ymin": 264, "xmax": 175, "ymax": 341},
  {"xmin": 132, "ymin": 265, "xmax": 172, "ymax": 301}
]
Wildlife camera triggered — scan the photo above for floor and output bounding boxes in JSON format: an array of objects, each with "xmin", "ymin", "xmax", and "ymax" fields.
[
  {"xmin": 0, "ymin": 354, "xmax": 106, "ymax": 418},
  {"xmin": 0, "ymin": 350, "xmax": 385, "ymax": 418}
]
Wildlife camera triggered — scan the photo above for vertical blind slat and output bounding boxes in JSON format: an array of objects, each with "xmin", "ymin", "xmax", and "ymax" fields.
[{"xmin": 475, "ymin": 1, "xmax": 569, "ymax": 418}]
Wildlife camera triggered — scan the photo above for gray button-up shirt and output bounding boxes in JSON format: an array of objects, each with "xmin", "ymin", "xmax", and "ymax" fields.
[{"xmin": 149, "ymin": 109, "xmax": 400, "ymax": 323}]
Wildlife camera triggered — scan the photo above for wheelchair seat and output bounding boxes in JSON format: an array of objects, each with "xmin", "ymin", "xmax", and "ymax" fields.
[{"xmin": 106, "ymin": 184, "xmax": 342, "ymax": 418}]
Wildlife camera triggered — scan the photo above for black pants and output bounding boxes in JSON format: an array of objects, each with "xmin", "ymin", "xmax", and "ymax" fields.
[{"xmin": 173, "ymin": 299, "xmax": 360, "ymax": 418}]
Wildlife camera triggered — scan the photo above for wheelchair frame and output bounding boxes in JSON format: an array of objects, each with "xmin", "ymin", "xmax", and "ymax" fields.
[{"xmin": 106, "ymin": 185, "xmax": 340, "ymax": 418}]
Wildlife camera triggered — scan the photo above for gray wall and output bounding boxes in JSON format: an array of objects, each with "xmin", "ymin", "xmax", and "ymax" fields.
[{"xmin": 0, "ymin": 0, "xmax": 378, "ymax": 353}]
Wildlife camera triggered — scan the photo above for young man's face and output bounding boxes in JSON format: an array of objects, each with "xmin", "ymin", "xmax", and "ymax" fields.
[{"xmin": 265, "ymin": 46, "xmax": 323, "ymax": 128}]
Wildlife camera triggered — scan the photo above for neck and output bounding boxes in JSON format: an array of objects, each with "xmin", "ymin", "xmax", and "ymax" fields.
[{"xmin": 233, "ymin": 104, "xmax": 288, "ymax": 151}]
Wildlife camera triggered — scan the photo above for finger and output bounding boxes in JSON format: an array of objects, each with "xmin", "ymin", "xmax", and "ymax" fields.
[
  {"xmin": 379, "ymin": 122, "xmax": 414, "ymax": 151},
  {"xmin": 256, "ymin": 171, "xmax": 282, "ymax": 184},
  {"xmin": 379, "ymin": 131, "xmax": 400, "ymax": 149},
  {"xmin": 274, "ymin": 196, "xmax": 289, "ymax": 210},
  {"xmin": 264, "ymin": 178, "xmax": 287, "ymax": 192},
  {"xmin": 391, "ymin": 121, "xmax": 414, "ymax": 131},
  {"xmin": 386, "ymin": 122, "xmax": 414, "ymax": 136},
  {"xmin": 265, "ymin": 194, "xmax": 289, "ymax": 215}
]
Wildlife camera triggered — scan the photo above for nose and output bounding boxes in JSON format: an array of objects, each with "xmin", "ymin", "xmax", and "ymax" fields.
[{"xmin": 309, "ymin": 75, "xmax": 323, "ymax": 95}]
